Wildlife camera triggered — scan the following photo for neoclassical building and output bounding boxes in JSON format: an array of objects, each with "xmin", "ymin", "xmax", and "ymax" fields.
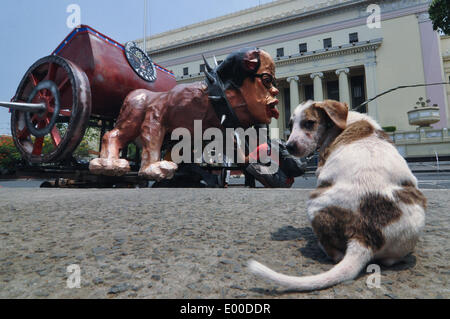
[
  {"xmin": 136, "ymin": 0, "xmax": 449, "ymax": 142},
  {"xmin": 442, "ymin": 34, "xmax": 450, "ymax": 111}
]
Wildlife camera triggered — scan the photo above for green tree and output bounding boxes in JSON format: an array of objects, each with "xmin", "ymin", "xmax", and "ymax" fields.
[
  {"xmin": 429, "ymin": 0, "xmax": 450, "ymax": 35},
  {"xmin": 0, "ymin": 136, "xmax": 21, "ymax": 173},
  {"xmin": 73, "ymin": 127, "xmax": 100, "ymax": 159}
]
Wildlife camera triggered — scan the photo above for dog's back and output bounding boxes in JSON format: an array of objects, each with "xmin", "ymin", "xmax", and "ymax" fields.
[{"xmin": 314, "ymin": 111, "xmax": 418, "ymax": 202}]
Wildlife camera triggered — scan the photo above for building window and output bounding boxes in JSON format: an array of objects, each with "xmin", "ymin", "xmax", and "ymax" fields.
[
  {"xmin": 327, "ymin": 81, "xmax": 340, "ymax": 101},
  {"xmin": 183, "ymin": 67, "xmax": 189, "ymax": 76},
  {"xmin": 299, "ymin": 43, "xmax": 307, "ymax": 53},
  {"xmin": 349, "ymin": 32, "xmax": 358, "ymax": 43},
  {"xmin": 276, "ymin": 47, "xmax": 284, "ymax": 57},
  {"xmin": 323, "ymin": 38, "xmax": 332, "ymax": 49},
  {"xmin": 200, "ymin": 64, "xmax": 206, "ymax": 73},
  {"xmin": 304, "ymin": 84, "xmax": 314, "ymax": 101},
  {"xmin": 351, "ymin": 75, "xmax": 366, "ymax": 113}
]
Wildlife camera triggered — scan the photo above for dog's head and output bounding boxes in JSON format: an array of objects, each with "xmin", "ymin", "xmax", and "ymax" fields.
[
  {"xmin": 286, "ymin": 100, "xmax": 348, "ymax": 157},
  {"xmin": 215, "ymin": 48, "xmax": 279, "ymax": 124}
]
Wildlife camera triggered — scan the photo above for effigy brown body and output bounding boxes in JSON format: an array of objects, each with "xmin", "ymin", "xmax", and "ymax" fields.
[{"xmin": 89, "ymin": 49, "xmax": 279, "ymax": 180}]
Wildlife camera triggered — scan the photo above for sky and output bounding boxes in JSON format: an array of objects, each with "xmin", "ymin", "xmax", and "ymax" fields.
[{"xmin": 0, "ymin": 0, "xmax": 274, "ymax": 135}]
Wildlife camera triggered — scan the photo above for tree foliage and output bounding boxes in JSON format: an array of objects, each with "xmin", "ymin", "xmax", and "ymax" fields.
[
  {"xmin": 429, "ymin": 0, "xmax": 450, "ymax": 35},
  {"xmin": 0, "ymin": 126, "xmax": 101, "ymax": 173},
  {"xmin": 73, "ymin": 127, "xmax": 100, "ymax": 159},
  {"xmin": 0, "ymin": 136, "xmax": 21, "ymax": 173}
]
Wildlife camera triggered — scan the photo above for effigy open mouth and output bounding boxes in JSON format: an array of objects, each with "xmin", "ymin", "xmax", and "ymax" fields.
[{"xmin": 266, "ymin": 100, "xmax": 279, "ymax": 119}]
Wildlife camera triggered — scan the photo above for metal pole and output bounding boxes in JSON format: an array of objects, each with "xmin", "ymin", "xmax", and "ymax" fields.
[
  {"xmin": 143, "ymin": 0, "xmax": 148, "ymax": 53},
  {"xmin": 435, "ymin": 151, "xmax": 440, "ymax": 172},
  {"xmin": 0, "ymin": 101, "xmax": 46, "ymax": 113}
]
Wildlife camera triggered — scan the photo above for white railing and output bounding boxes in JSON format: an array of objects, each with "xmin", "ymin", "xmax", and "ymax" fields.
[{"xmin": 389, "ymin": 128, "xmax": 450, "ymax": 143}]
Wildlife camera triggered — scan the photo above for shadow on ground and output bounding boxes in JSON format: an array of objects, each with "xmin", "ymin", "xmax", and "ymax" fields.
[
  {"xmin": 251, "ymin": 225, "xmax": 419, "ymax": 295},
  {"xmin": 271, "ymin": 225, "xmax": 332, "ymax": 264}
]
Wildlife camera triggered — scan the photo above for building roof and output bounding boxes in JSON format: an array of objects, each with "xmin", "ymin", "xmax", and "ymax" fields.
[{"xmin": 136, "ymin": 0, "xmax": 366, "ymax": 53}]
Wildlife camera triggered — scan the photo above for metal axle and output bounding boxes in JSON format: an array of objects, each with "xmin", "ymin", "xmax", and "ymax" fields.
[{"xmin": 0, "ymin": 101, "xmax": 46, "ymax": 113}]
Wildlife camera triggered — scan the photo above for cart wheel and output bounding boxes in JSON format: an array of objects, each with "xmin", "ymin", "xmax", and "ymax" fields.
[{"xmin": 11, "ymin": 55, "xmax": 91, "ymax": 164}]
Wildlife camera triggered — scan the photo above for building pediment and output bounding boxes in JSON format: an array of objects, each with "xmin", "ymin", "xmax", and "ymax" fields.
[{"xmin": 275, "ymin": 38, "xmax": 382, "ymax": 66}]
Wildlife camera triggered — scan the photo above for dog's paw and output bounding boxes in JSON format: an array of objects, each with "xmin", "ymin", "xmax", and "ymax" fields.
[
  {"xmin": 138, "ymin": 160, "xmax": 178, "ymax": 181},
  {"xmin": 89, "ymin": 158, "xmax": 131, "ymax": 176}
]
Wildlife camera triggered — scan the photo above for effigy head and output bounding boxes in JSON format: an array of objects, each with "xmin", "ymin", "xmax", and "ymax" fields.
[{"xmin": 211, "ymin": 48, "xmax": 280, "ymax": 125}]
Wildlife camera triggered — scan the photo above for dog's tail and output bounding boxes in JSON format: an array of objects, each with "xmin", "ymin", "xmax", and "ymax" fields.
[{"xmin": 248, "ymin": 240, "xmax": 372, "ymax": 291}]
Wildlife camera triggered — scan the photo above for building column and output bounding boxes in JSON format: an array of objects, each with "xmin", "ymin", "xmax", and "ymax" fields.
[
  {"xmin": 417, "ymin": 12, "xmax": 449, "ymax": 128},
  {"xmin": 287, "ymin": 76, "xmax": 299, "ymax": 114},
  {"xmin": 335, "ymin": 68, "xmax": 350, "ymax": 105},
  {"xmin": 364, "ymin": 61, "xmax": 379, "ymax": 121},
  {"xmin": 310, "ymin": 72, "xmax": 324, "ymax": 101},
  {"xmin": 298, "ymin": 81, "xmax": 305, "ymax": 103}
]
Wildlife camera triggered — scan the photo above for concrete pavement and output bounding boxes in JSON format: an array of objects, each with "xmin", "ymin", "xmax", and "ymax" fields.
[{"xmin": 0, "ymin": 188, "xmax": 448, "ymax": 299}]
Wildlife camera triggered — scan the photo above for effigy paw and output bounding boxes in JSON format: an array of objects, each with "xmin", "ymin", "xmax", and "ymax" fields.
[
  {"xmin": 138, "ymin": 161, "xmax": 178, "ymax": 181},
  {"xmin": 89, "ymin": 158, "xmax": 131, "ymax": 176}
]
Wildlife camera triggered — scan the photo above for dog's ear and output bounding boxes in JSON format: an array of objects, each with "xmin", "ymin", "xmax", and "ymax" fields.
[
  {"xmin": 242, "ymin": 49, "xmax": 260, "ymax": 73},
  {"xmin": 314, "ymin": 100, "xmax": 348, "ymax": 130}
]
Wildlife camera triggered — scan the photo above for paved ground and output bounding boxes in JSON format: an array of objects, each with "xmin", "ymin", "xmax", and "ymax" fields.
[
  {"xmin": 2, "ymin": 172, "xmax": 450, "ymax": 190},
  {"xmin": 0, "ymin": 188, "xmax": 448, "ymax": 299}
]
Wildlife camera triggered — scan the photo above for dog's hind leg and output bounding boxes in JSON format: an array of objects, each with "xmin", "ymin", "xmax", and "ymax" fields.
[
  {"xmin": 379, "ymin": 257, "xmax": 406, "ymax": 267},
  {"xmin": 318, "ymin": 242, "xmax": 345, "ymax": 263}
]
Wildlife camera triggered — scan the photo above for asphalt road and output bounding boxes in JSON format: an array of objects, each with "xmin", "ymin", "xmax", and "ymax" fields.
[
  {"xmin": 294, "ymin": 172, "xmax": 450, "ymax": 189},
  {"xmin": 1, "ymin": 172, "xmax": 450, "ymax": 189},
  {"xmin": 0, "ymin": 188, "xmax": 448, "ymax": 299}
]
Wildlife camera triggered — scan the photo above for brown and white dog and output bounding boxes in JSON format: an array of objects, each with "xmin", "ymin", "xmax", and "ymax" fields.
[{"xmin": 248, "ymin": 99, "xmax": 426, "ymax": 291}]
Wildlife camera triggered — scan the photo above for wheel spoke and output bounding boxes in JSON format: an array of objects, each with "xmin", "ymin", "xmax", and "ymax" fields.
[
  {"xmin": 46, "ymin": 63, "xmax": 56, "ymax": 81},
  {"xmin": 32, "ymin": 136, "xmax": 44, "ymax": 155},
  {"xmin": 47, "ymin": 105, "xmax": 55, "ymax": 113},
  {"xmin": 58, "ymin": 76, "xmax": 70, "ymax": 92},
  {"xmin": 17, "ymin": 126, "xmax": 30, "ymax": 140},
  {"xmin": 28, "ymin": 73, "xmax": 39, "ymax": 87},
  {"xmin": 47, "ymin": 105, "xmax": 72, "ymax": 117},
  {"xmin": 28, "ymin": 73, "xmax": 45, "ymax": 100},
  {"xmin": 31, "ymin": 118, "xmax": 51, "ymax": 155},
  {"xmin": 50, "ymin": 125, "xmax": 62, "ymax": 147}
]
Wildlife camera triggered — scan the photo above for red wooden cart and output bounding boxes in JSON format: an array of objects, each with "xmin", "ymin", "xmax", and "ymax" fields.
[{"xmin": 2, "ymin": 25, "xmax": 176, "ymax": 164}]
